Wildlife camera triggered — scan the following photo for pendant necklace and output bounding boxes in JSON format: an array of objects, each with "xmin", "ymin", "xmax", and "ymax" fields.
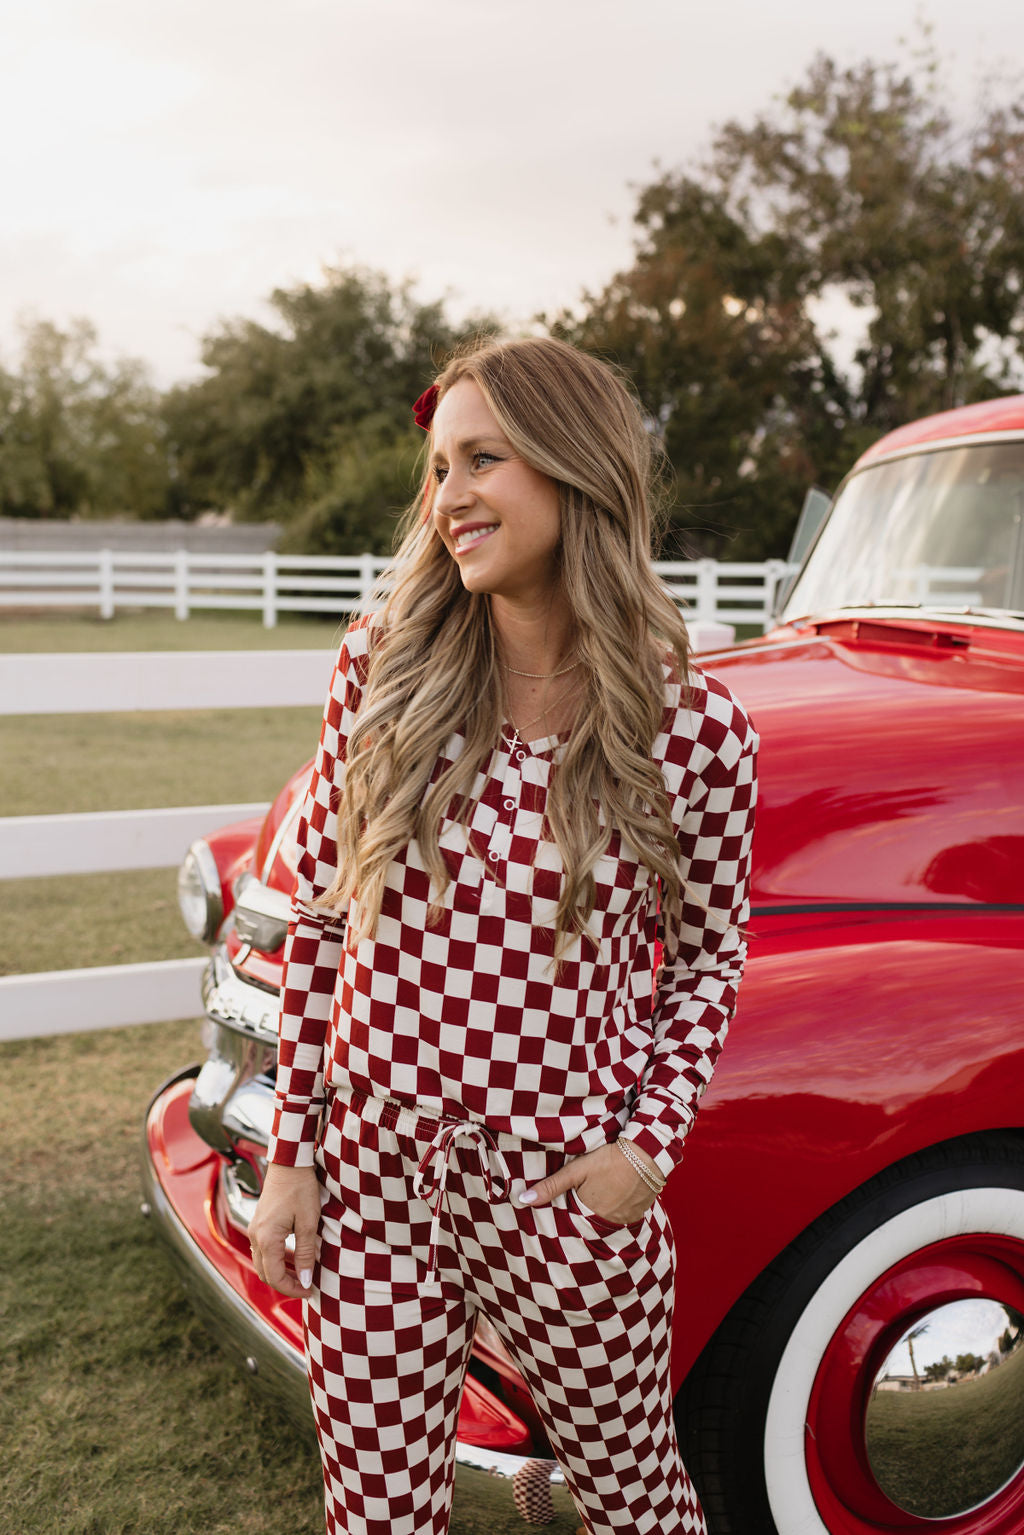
[{"xmin": 502, "ymin": 675, "xmax": 579, "ymax": 756}]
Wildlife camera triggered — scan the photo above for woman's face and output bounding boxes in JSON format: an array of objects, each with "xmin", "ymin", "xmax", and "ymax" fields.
[{"xmin": 430, "ymin": 379, "xmax": 562, "ymax": 604}]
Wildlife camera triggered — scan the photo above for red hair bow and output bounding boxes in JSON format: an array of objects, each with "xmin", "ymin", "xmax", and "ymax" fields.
[{"xmin": 412, "ymin": 384, "xmax": 438, "ymax": 431}]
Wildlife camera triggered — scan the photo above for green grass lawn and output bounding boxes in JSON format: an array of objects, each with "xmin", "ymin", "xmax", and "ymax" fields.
[
  {"xmin": 0, "ymin": 618, "xmax": 329, "ymax": 1526},
  {"xmin": 0, "ymin": 867, "xmax": 207, "ymax": 975},
  {"xmin": 0, "ymin": 607, "xmax": 632, "ymax": 1534},
  {"xmin": 0, "ymin": 609, "xmax": 346, "ymax": 652},
  {"xmin": 0, "ymin": 1021, "xmax": 327, "ymax": 1535},
  {"xmin": 868, "ymin": 1350, "xmax": 1024, "ymax": 1517},
  {"xmin": 4, "ymin": 706, "xmax": 322, "ymax": 816},
  {"xmin": 0, "ymin": 1024, "xmax": 580, "ymax": 1535},
  {"xmin": 0, "ymin": 607, "xmax": 765, "ymax": 653},
  {"xmin": 2, "ymin": 703, "xmax": 322, "ymax": 975}
]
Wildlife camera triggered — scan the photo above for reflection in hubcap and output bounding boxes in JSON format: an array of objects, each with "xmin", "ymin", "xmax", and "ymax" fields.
[{"xmin": 866, "ymin": 1299, "xmax": 1024, "ymax": 1519}]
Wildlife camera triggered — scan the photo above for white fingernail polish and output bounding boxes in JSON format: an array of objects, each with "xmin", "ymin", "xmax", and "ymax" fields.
[
  {"xmin": 518, "ymin": 1188, "xmax": 537, "ymax": 1205},
  {"xmin": 299, "ymin": 1269, "xmax": 313, "ymax": 1288}
]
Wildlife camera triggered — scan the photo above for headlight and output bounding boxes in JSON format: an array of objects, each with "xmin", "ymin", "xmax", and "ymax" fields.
[{"xmin": 177, "ymin": 840, "xmax": 224, "ymax": 942}]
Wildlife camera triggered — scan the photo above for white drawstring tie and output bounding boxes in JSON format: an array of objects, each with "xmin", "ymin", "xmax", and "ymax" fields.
[{"xmin": 412, "ymin": 1119, "xmax": 511, "ymax": 1283}]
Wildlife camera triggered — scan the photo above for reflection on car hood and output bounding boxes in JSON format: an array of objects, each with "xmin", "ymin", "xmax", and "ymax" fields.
[{"xmin": 702, "ymin": 621, "xmax": 1024, "ymax": 909}]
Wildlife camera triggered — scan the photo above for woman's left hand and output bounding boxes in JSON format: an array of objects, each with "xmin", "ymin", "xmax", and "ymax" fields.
[{"xmin": 518, "ymin": 1140, "xmax": 663, "ymax": 1226}]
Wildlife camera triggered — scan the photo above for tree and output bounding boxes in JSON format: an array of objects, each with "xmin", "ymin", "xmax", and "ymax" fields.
[
  {"xmin": 0, "ymin": 318, "xmax": 169, "ymax": 520},
  {"xmin": 0, "ymin": 358, "xmax": 53, "ymax": 516},
  {"xmin": 164, "ymin": 264, "xmax": 494, "ymax": 547},
  {"xmin": 924, "ymin": 1355, "xmax": 955, "ymax": 1383},
  {"xmin": 550, "ymin": 179, "xmax": 844, "ymax": 557},
  {"xmin": 281, "ymin": 429, "xmax": 426, "ymax": 556},
  {"xmin": 711, "ymin": 43, "xmax": 1024, "ymax": 437},
  {"xmin": 555, "ymin": 42, "xmax": 1024, "ymax": 558}
]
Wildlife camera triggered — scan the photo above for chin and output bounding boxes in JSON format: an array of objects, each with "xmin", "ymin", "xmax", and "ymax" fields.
[{"xmin": 454, "ymin": 560, "xmax": 501, "ymax": 595}]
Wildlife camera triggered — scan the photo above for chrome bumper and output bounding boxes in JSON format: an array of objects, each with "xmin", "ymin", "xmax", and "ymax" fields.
[
  {"xmin": 141, "ymin": 1102, "xmax": 308, "ymax": 1421},
  {"xmin": 142, "ymin": 1073, "xmax": 579, "ymax": 1532}
]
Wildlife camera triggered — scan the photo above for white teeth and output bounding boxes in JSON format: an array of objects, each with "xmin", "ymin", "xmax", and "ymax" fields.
[{"xmin": 453, "ymin": 525, "xmax": 498, "ymax": 551}]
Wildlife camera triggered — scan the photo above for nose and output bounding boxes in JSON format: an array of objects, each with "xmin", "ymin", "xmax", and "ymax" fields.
[{"xmin": 433, "ymin": 465, "xmax": 473, "ymax": 521}]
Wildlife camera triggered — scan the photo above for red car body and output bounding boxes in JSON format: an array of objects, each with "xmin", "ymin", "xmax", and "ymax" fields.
[{"xmin": 144, "ymin": 397, "xmax": 1024, "ymax": 1535}]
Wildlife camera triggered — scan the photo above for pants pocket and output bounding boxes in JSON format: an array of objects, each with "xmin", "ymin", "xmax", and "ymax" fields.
[{"xmin": 567, "ymin": 1185, "xmax": 650, "ymax": 1237}]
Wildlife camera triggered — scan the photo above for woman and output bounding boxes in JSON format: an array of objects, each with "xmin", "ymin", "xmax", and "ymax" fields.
[{"xmin": 249, "ymin": 335, "xmax": 758, "ymax": 1535}]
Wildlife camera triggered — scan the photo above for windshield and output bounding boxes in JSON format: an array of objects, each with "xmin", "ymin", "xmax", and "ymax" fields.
[{"xmin": 782, "ymin": 441, "xmax": 1024, "ymax": 624}]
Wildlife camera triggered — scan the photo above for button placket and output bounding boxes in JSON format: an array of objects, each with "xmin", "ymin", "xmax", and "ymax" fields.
[{"xmin": 484, "ymin": 746, "xmax": 522, "ymax": 876}]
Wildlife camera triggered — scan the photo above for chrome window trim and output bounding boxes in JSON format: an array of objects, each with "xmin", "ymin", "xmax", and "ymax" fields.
[
  {"xmin": 788, "ymin": 606, "xmax": 1024, "ymax": 634},
  {"xmin": 858, "ymin": 428, "xmax": 1024, "ymax": 470},
  {"xmin": 779, "ymin": 432, "xmax": 1024, "ymax": 627}
]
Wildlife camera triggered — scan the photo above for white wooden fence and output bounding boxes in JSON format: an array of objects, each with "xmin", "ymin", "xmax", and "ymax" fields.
[
  {"xmin": 0, "ymin": 617, "xmax": 746, "ymax": 1042},
  {"xmin": 0, "ymin": 647, "xmax": 339, "ymax": 1042},
  {"xmin": 0, "ymin": 549, "xmax": 792, "ymax": 629}
]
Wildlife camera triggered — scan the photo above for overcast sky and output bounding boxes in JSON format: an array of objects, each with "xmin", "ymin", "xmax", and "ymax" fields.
[{"xmin": 2, "ymin": 0, "xmax": 1019, "ymax": 386}]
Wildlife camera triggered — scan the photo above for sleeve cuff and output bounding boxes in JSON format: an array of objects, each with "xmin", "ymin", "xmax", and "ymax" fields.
[
  {"xmin": 620, "ymin": 1125, "xmax": 684, "ymax": 1183},
  {"xmin": 266, "ymin": 1102, "xmax": 321, "ymax": 1167}
]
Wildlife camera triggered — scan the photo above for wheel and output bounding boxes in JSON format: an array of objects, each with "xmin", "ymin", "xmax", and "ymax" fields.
[{"xmin": 675, "ymin": 1133, "xmax": 1024, "ymax": 1535}]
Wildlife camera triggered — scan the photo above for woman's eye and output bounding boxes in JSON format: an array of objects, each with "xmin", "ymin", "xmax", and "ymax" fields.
[{"xmin": 432, "ymin": 452, "xmax": 499, "ymax": 484}]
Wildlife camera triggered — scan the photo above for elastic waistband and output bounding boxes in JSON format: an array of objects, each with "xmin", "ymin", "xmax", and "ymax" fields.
[{"xmin": 339, "ymin": 1087, "xmax": 544, "ymax": 1155}]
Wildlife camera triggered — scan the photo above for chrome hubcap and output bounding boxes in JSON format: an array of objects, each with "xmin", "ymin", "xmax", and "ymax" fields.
[
  {"xmin": 866, "ymin": 1298, "xmax": 1024, "ymax": 1519},
  {"xmin": 805, "ymin": 1232, "xmax": 1024, "ymax": 1532}
]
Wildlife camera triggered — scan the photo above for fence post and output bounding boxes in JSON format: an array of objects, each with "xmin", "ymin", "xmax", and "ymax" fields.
[
  {"xmin": 695, "ymin": 559, "xmax": 718, "ymax": 622},
  {"xmin": 174, "ymin": 549, "xmax": 189, "ymax": 621},
  {"xmin": 262, "ymin": 552, "xmax": 277, "ymax": 628},
  {"xmin": 98, "ymin": 549, "xmax": 114, "ymax": 620},
  {"xmin": 359, "ymin": 553, "xmax": 376, "ymax": 610}
]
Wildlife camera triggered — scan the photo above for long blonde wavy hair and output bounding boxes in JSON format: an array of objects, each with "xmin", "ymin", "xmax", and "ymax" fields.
[{"xmin": 320, "ymin": 335, "xmax": 694, "ymax": 955}]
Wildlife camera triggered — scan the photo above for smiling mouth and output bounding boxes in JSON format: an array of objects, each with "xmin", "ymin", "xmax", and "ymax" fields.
[{"xmin": 452, "ymin": 524, "xmax": 499, "ymax": 554}]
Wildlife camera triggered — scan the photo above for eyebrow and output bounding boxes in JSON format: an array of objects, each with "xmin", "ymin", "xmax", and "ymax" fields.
[{"xmin": 429, "ymin": 435, "xmax": 507, "ymax": 465}]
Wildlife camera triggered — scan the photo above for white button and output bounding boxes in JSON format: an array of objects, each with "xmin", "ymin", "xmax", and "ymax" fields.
[
  {"xmin": 488, "ymin": 849, "xmax": 499, "ymax": 861},
  {"xmin": 503, "ymin": 798, "xmax": 515, "ymax": 811}
]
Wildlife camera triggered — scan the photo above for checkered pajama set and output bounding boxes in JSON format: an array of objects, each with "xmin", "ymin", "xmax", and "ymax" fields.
[{"xmin": 267, "ymin": 616, "xmax": 758, "ymax": 1535}]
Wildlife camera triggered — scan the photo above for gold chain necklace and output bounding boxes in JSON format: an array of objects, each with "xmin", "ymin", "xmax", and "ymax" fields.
[
  {"xmin": 504, "ymin": 657, "xmax": 581, "ymax": 680},
  {"xmin": 503, "ymin": 676, "xmax": 579, "ymax": 755}
]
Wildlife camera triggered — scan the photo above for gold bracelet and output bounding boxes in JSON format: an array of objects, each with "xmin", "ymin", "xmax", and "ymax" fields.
[{"xmin": 616, "ymin": 1138, "xmax": 665, "ymax": 1194}]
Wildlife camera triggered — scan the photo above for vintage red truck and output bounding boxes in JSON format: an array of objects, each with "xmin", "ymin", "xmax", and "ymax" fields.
[{"xmin": 144, "ymin": 394, "xmax": 1024, "ymax": 1535}]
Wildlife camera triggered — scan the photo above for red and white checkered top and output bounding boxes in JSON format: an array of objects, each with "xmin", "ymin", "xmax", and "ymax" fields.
[{"xmin": 268, "ymin": 616, "xmax": 758, "ymax": 1180}]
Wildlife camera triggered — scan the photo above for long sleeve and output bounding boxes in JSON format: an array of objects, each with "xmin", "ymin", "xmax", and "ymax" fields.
[
  {"xmin": 266, "ymin": 622, "xmax": 369, "ymax": 1167},
  {"xmin": 622, "ymin": 679, "xmax": 758, "ymax": 1180}
]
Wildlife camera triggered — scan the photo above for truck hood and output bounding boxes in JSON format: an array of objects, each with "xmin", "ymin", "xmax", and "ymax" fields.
[
  {"xmin": 705, "ymin": 617, "xmax": 1024, "ymax": 909},
  {"xmin": 250, "ymin": 616, "xmax": 1024, "ymax": 929}
]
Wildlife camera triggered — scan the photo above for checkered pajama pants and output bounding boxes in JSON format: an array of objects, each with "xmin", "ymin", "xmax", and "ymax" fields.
[{"xmin": 304, "ymin": 1090, "xmax": 707, "ymax": 1535}]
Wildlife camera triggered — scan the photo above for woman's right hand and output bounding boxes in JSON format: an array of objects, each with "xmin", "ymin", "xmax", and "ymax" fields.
[{"xmin": 248, "ymin": 1162, "xmax": 322, "ymax": 1298}]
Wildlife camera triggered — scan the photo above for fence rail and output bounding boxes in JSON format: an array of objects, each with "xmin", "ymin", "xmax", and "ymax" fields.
[
  {"xmin": 0, "ymin": 804, "xmax": 270, "ymax": 881},
  {"xmin": 1, "ymin": 548, "xmax": 791, "ymax": 628},
  {"xmin": 0, "ymin": 958, "xmax": 208, "ymax": 1042},
  {"xmin": 0, "ymin": 647, "xmax": 336, "ymax": 714},
  {"xmin": 0, "ymin": 590, "xmax": 769, "ymax": 1040}
]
